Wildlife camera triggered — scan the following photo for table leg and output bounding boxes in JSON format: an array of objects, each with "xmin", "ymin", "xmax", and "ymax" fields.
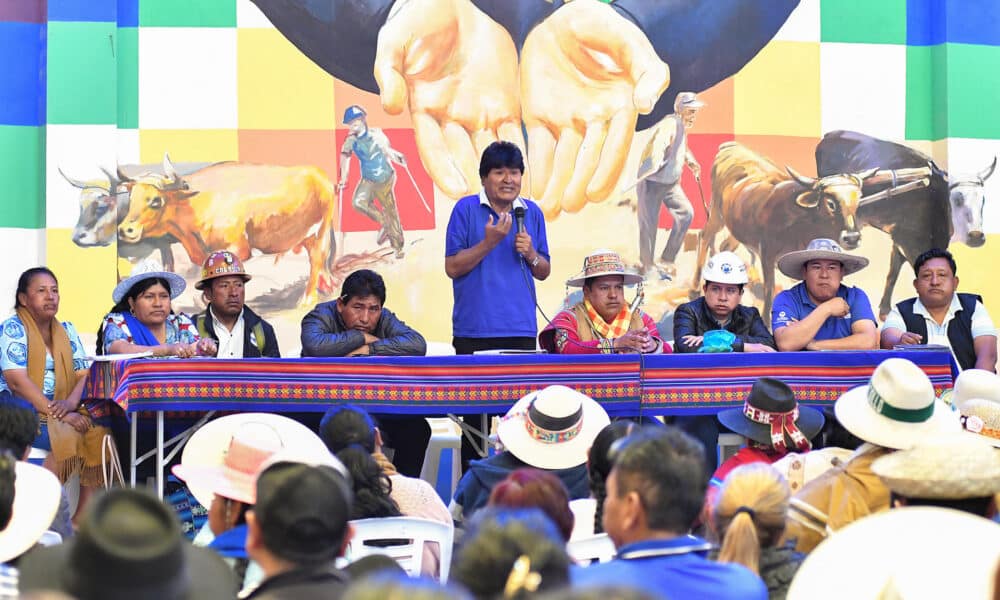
[
  {"xmin": 130, "ymin": 413, "xmax": 137, "ymax": 487},
  {"xmin": 156, "ymin": 411, "xmax": 164, "ymax": 498}
]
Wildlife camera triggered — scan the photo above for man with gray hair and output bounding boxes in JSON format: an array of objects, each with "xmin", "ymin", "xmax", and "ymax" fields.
[{"xmin": 635, "ymin": 92, "xmax": 704, "ymax": 277}]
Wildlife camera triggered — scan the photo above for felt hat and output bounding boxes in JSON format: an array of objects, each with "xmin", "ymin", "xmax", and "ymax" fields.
[
  {"xmin": 566, "ymin": 250, "xmax": 643, "ymax": 287},
  {"xmin": 497, "ymin": 385, "xmax": 610, "ymax": 470},
  {"xmin": 171, "ymin": 413, "xmax": 330, "ymax": 508},
  {"xmin": 194, "ymin": 250, "xmax": 251, "ymax": 290},
  {"xmin": 776, "ymin": 238, "xmax": 869, "ymax": 280},
  {"xmin": 834, "ymin": 358, "xmax": 960, "ymax": 450},
  {"xmin": 18, "ymin": 488, "xmax": 237, "ymax": 600},
  {"xmin": 112, "ymin": 258, "xmax": 187, "ymax": 304},
  {"xmin": 0, "ymin": 461, "xmax": 61, "ymax": 563},
  {"xmin": 787, "ymin": 507, "xmax": 1000, "ymax": 600},
  {"xmin": 872, "ymin": 433, "xmax": 1000, "ymax": 499},
  {"xmin": 717, "ymin": 378, "xmax": 824, "ymax": 452}
]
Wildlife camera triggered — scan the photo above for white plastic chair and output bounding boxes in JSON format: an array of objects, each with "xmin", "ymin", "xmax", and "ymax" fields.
[
  {"xmin": 568, "ymin": 498, "xmax": 598, "ymax": 541},
  {"xmin": 566, "ymin": 532, "xmax": 616, "ymax": 565},
  {"xmin": 421, "ymin": 418, "xmax": 462, "ymax": 502},
  {"xmin": 717, "ymin": 433, "xmax": 744, "ymax": 464},
  {"xmin": 344, "ymin": 517, "xmax": 455, "ymax": 582}
]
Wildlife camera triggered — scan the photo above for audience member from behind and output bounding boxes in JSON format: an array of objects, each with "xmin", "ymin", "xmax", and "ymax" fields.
[
  {"xmin": 0, "ymin": 396, "xmax": 71, "ymax": 540},
  {"xmin": 578, "ymin": 421, "xmax": 635, "ymax": 538},
  {"xmin": 193, "ymin": 250, "xmax": 281, "ymax": 358},
  {"xmin": 882, "ymin": 247, "xmax": 996, "ymax": 372},
  {"xmin": 452, "ymin": 386, "xmax": 609, "ymax": 522},
  {"xmin": 785, "ymin": 358, "xmax": 961, "ymax": 553},
  {"xmin": 872, "ymin": 434, "xmax": 1000, "ymax": 518},
  {"xmin": 343, "ymin": 571, "xmax": 472, "ymax": 600},
  {"xmin": 572, "ymin": 426, "xmax": 767, "ymax": 600},
  {"xmin": 335, "ymin": 444, "xmax": 402, "ymax": 519},
  {"xmin": 488, "ymin": 468, "xmax": 575, "ymax": 542},
  {"xmin": 301, "ymin": 270, "xmax": 429, "ymax": 477},
  {"xmin": 0, "ymin": 450, "xmax": 62, "ymax": 597},
  {"xmin": 244, "ymin": 458, "xmax": 354, "ymax": 600},
  {"xmin": 711, "ymin": 463, "xmax": 803, "ymax": 600},
  {"xmin": 451, "ymin": 507, "xmax": 571, "ymax": 600},
  {"xmin": 19, "ymin": 488, "xmax": 236, "ymax": 599}
]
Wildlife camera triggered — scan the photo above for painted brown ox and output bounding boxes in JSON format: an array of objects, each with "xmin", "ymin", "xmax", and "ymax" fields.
[
  {"xmin": 118, "ymin": 155, "xmax": 338, "ymax": 305},
  {"xmin": 694, "ymin": 142, "xmax": 877, "ymax": 319}
]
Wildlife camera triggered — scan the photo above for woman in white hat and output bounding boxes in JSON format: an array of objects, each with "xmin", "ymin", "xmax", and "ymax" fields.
[{"xmin": 97, "ymin": 259, "xmax": 217, "ymax": 358}]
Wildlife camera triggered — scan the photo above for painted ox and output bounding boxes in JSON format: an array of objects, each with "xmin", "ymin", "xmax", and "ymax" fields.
[
  {"xmin": 694, "ymin": 141, "xmax": 877, "ymax": 319},
  {"xmin": 60, "ymin": 168, "xmax": 177, "ymax": 270},
  {"xmin": 117, "ymin": 155, "xmax": 339, "ymax": 305},
  {"xmin": 816, "ymin": 130, "xmax": 996, "ymax": 318}
]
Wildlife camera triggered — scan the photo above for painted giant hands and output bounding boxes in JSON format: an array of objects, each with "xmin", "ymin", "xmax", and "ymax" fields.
[{"xmin": 374, "ymin": 0, "xmax": 669, "ymax": 216}]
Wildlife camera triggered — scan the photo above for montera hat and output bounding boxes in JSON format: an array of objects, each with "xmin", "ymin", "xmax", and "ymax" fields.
[
  {"xmin": 776, "ymin": 238, "xmax": 869, "ymax": 280},
  {"xmin": 195, "ymin": 250, "xmax": 251, "ymax": 290},
  {"xmin": 566, "ymin": 250, "xmax": 643, "ymax": 287},
  {"xmin": 112, "ymin": 257, "xmax": 187, "ymax": 304},
  {"xmin": 717, "ymin": 378, "xmax": 824, "ymax": 453},
  {"xmin": 497, "ymin": 385, "xmax": 610, "ymax": 470},
  {"xmin": 834, "ymin": 358, "xmax": 960, "ymax": 450},
  {"xmin": 872, "ymin": 433, "xmax": 1000, "ymax": 499}
]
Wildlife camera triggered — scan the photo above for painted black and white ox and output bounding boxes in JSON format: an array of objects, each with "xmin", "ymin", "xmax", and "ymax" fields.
[
  {"xmin": 60, "ymin": 168, "xmax": 177, "ymax": 271},
  {"xmin": 816, "ymin": 130, "xmax": 996, "ymax": 318}
]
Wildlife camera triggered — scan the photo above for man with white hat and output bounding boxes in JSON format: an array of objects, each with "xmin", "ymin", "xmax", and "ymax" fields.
[
  {"xmin": 539, "ymin": 250, "xmax": 665, "ymax": 354},
  {"xmin": 673, "ymin": 251, "xmax": 775, "ymax": 353},
  {"xmin": 193, "ymin": 250, "xmax": 280, "ymax": 358},
  {"xmin": 784, "ymin": 358, "xmax": 961, "ymax": 552},
  {"xmin": 450, "ymin": 385, "xmax": 610, "ymax": 522},
  {"xmin": 635, "ymin": 92, "xmax": 705, "ymax": 277},
  {"xmin": 771, "ymin": 238, "xmax": 878, "ymax": 351}
]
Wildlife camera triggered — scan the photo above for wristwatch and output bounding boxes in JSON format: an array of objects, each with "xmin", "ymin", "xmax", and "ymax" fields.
[{"xmin": 531, "ymin": 255, "xmax": 541, "ymax": 268}]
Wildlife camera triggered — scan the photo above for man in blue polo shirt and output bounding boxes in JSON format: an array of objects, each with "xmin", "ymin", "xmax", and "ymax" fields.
[
  {"xmin": 445, "ymin": 140, "xmax": 550, "ymax": 466},
  {"xmin": 573, "ymin": 426, "xmax": 767, "ymax": 599},
  {"xmin": 771, "ymin": 238, "xmax": 878, "ymax": 351}
]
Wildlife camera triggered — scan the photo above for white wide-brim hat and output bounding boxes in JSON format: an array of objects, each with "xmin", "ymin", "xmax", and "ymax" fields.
[
  {"xmin": 952, "ymin": 368, "xmax": 1000, "ymax": 409},
  {"xmin": 776, "ymin": 238, "xmax": 869, "ymax": 280},
  {"xmin": 172, "ymin": 413, "xmax": 331, "ymax": 508},
  {"xmin": 112, "ymin": 258, "xmax": 187, "ymax": 304},
  {"xmin": 497, "ymin": 385, "xmax": 610, "ymax": 470},
  {"xmin": 0, "ymin": 461, "xmax": 61, "ymax": 563},
  {"xmin": 787, "ymin": 507, "xmax": 1000, "ymax": 600},
  {"xmin": 834, "ymin": 358, "xmax": 960, "ymax": 450},
  {"xmin": 872, "ymin": 433, "xmax": 1000, "ymax": 499},
  {"xmin": 566, "ymin": 249, "xmax": 644, "ymax": 287}
]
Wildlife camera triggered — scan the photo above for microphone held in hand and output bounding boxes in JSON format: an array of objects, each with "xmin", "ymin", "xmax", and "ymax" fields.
[{"xmin": 513, "ymin": 206, "xmax": 526, "ymax": 234}]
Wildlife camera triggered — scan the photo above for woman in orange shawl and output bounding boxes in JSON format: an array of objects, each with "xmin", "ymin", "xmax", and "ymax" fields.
[{"xmin": 0, "ymin": 268, "xmax": 108, "ymax": 520}]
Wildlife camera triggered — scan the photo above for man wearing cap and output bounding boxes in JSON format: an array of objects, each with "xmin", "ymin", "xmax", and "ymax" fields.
[
  {"xmin": 881, "ymin": 247, "xmax": 997, "ymax": 373},
  {"xmin": 572, "ymin": 426, "xmax": 767, "ymax": 600},
  {"xmin": 784, "ymin": 358, "xmax": 961, "ymax": 552},
  {"xmin": 673, "ymin": 251, "xmax": 775, "ymax": 353},
  {"xmin": 193, "ymin": 250, "xmax": 280, "ymax": 359},
  {"xmin": 771, "ymin": 238, "xmax": 878, "ymax": 351},
  {"xmin": 340, "ymin": 104, "xmax": 407, "ymax": 258},
  {"xmin": 451, "ymin": 385, "xmax": 609, "ymax": 523},
  {"xmin": 635, "ymin": 92, "xmax": 704, "ymax": 277},
  {"xmin": 539, "ymin": 250, "xmax": 665, "ymax": 354}
]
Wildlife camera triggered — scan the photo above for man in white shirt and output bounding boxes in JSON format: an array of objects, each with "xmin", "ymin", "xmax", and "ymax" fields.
[
  {"xmin": 881, "ymin": 247, "xmax": 996, "ymax": 372},
  {"xmin": 193, "ymin": 251, "xmax": 280, "ymax": 358}
]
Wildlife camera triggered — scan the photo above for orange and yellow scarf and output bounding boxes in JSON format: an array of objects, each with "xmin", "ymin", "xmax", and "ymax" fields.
[{"xmin": 583, "ymin": 299, "xmax": 632, "ymax": 339}]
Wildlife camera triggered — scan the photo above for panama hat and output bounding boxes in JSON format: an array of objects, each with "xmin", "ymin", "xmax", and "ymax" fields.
[
  {"xmin": 834, "ymin": 358, "xmax": 960, "ymax": 450},
  {"xmin": 776, "ymin": 238, "xmax": 869, "ymax": 280},
  {"xmin": 872, "ymin": 433, "xmax": 1000, "ymax": 500},
  {"xmin": 787, "ymin": 507, "xmax": 1000, "ymax": 600},
  {"xmin": 717, "ymin": 378, "xmax": 824, "ymax": 452},
  {"xmin": 0, "ymin": 461, "xmax": 61, "ymax": 563},
  {"xmin": 566, "ymin": 250, "xmax": 644, "ymax": 287},
  {"xmin": 112, "ymin": 257, "xmax": 187, "ymax": 304},
  {"xmin": 497, "ymin": 385, "xmax": 610, "ymax": 470},
  {"xmin": 19, "ymin": 488, "xmax": 237, "ymax": 599},
  {"xmin": 172, "ymin": 413, "xmax": 331, "ymax": 508},
  {"xmin": 194, "ymin": 250, "xmax": 252, "ymax": 290},
  {"xmin": 951, "ymin": 368, "xmax": 1000, "ymax": 409}
]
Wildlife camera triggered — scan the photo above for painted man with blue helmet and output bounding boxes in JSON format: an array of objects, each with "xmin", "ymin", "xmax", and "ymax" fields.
[{"xmin": 339, "ymin": 105, "xmax": 406, "ymax": 258}]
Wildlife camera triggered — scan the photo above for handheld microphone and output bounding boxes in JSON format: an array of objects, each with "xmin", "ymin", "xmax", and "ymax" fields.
[{"xmin": 513, "ymin": 206, "xmax": 526, "ymax": 234}]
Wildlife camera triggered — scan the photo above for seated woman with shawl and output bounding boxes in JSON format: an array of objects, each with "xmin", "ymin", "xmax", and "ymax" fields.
[
  {"xmin": 96, "ymin": 260, "xmax": 217, "ymax": 358},
  {"xmin": 0, "ymin": 267, "xmax": 109, "ymax": 519}
]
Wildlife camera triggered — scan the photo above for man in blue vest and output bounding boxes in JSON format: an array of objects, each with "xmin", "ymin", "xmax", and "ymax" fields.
[
  {"xmin": 339, "ymin": 105, "xmax": 407, "ymax": 258},
  {"xmin": 882, "ymin": 247, "xmax": 997, "ymax": 373}
]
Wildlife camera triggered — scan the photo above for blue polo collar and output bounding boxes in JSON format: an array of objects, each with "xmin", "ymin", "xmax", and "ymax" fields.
[
  {"xmin": 795, "ymin": 281, "xmax": 849, "ymax": 309},
  {"xmin": 615, "ymin": 535, "xmax": 713, "ymax": 560},
  {"xmin": 478, "ymin": 189, "xmax": 527, "ymax": 212}
]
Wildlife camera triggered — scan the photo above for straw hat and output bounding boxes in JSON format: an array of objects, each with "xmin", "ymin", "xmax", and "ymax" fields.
[
  {"xmin": 171, "ymin": 413, "xmax": 330, "ymax": 508},
  {"xmin": 194, "ymin": 250, "xmax": 252, "ymax": 290},
  {"xmin": 112, "ymin": 258, "xmax": 187, "ymax": 304},
  {"xmin": 717, "ymin": 378, "xmax": 824, "ymax": 452},
  {"xmin": 566, "ymin": 250, "xmax": 643, "ymax": 287},
  {"xmin": 497, "ymin": 385, "xmax": 610, "ymax": 470},
  {"xmin": 0, "ymin": 461, "xmax": 61, "ymax": 563},
  {"xmin": 787, "ymin": 507, "xmax": 1000, "ymax": 600},
  {"xmin": 834, "ymin": 358, "xmax": 960, "ymax": 450},
  {"xmin": 872, "ymin": 433, "xmax": 1000, "ymax": 499},
  {"xmin": 952, "ymin": 369, "xmax": 1000, "ymax": 409},
  {"xmin": 776, "ymin": 238, "xmax": 869, "ymax": 280}
]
